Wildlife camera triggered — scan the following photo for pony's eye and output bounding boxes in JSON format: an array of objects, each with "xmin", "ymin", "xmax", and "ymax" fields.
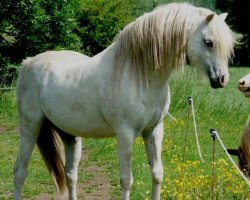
[{"xmin": 204, "ymin": 39, "xmax": 213, "ymax": 48}]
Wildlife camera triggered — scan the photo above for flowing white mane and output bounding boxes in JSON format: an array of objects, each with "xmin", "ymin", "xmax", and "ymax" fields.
[{"xmin": 114, "ymin": 3, "xmax": 235, "ymax": 84}]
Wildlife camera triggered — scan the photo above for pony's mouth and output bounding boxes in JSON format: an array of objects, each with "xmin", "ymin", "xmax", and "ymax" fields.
[
  {"xmin": 239, "ymin": 86, "xmax": 250, "ymax": 97},
  {"xmin": 243, "ymin": 88, "xmax": 250, "ymax": 97}
]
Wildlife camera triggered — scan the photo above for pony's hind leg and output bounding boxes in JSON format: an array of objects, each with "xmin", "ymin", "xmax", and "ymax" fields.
[
  {"xmin": 60, "ymin": 132, "xmax": 82, "ymax": 200},
  {"xmin": 14, "ymin": 114, "xmax": 43, "ymax": 200},
  {"xmin": 142, "ymin": 123, "xmax": 164, "ymax": 200}
]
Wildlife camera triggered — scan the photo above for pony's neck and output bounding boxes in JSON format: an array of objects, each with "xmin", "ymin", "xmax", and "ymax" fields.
[{"xmin": 111, "ymin": 41, "xmax": 171, "ymax": 90}]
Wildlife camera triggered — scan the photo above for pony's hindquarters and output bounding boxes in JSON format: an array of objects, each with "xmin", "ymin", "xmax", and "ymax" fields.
[
  {"xmin": 14, "ymin": 118, "xmax": 68, "ymax": 199},
  {"xmin": 14, "ymin": 58, "xmax": 45, "ymax": 199},
  {"xmin": 14, "ymin": 58, "xmax": 67, "ymax": 199}
]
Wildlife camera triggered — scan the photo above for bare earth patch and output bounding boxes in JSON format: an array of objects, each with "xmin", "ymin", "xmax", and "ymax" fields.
[
  {"xmin": 77, "ymin": 148, "xmax": 116, "ymax": 200},
  {"xmin": 27, "ymin": 194, "xmax": 52, "ymax": 200},
  {"xmin": 0, "ymin": 126, "xmax": 6, "ymax": 134},
  {"xmin": 28, "ymin": 147, "xmax": 115, "ymax": 200}
]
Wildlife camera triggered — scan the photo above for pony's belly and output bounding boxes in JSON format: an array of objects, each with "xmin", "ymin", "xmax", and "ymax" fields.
[
  {"xmin": 40, "ymin": 91, "xmax": 116, "ymax": 138},
  {"xmin": 68, "ymin": 122, "xmax": 116, "ymax": 138},
  {"xmin": 41, "ymin": 103, "xmax": 116, "ymax": 138},
  {"xmin": 53, "ymin": 120, "xmax": 115, "ymax": 138},
  {"xmin": 77, "ymin": 129, "xmax": 116, "ymax": 138}
]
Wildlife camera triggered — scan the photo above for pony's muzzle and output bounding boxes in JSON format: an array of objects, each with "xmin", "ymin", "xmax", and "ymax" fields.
[{"xmin": 238, "ymin": 77, "xmax": 250, "ymax": 97}]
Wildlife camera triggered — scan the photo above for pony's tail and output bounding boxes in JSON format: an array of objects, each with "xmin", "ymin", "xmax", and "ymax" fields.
[{"xmin": 37, "ymin": 118, "xmax": 67, "ymax": 198}]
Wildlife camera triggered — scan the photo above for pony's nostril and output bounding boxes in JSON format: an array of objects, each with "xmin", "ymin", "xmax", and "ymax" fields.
[
  {"xmin": 221, "ymin": 75, "xmax": 225, "ymax": 84},
  {"xmin": 239, "ymin": 80, "xmax": 245, "ymax": 86}
]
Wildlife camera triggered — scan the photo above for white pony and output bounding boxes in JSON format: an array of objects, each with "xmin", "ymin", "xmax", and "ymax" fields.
[{"xmin": 14, "ymin": 3, "xmax": 235, "ymax": 200}]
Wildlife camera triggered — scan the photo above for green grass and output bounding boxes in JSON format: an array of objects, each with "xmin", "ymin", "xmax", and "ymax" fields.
[{"xmin": 1, "ymin": 67, "xmax": 250, "ymax": 199}]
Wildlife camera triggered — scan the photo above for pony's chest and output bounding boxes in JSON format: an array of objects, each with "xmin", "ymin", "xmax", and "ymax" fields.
[
  {"xmin": 139, "ymin": 102, "xmax": 169, "ymax": 131},
  {"xmin": 139, "ymin": 86, "xmax": 170, "ymax": 125},
  {"xmin": 114, "ymin": 92, "xmax": 170, "ymax": 133},
  {"xmin": 102, "ymin": 81, "xmax": 171, "ymax": 130}
]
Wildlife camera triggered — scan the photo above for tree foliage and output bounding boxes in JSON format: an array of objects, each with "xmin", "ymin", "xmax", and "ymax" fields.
[
  {"xmin": 76, "ymin": 0, "xmax": 135, "ymax": 56},
  {"xmin": 216, "ymin": 0, "xmax": 250, "ymax": 65},
  {"xmin": 1, "ymin": 0, "xmax": 81, "ymax": 62},
  {"xmin": 0, "ymin": 0, "xmax": 82, "ymax": 84},
  {"xmin": 0, "ymin": 0, "xmax": 249, "ymax": 85}
]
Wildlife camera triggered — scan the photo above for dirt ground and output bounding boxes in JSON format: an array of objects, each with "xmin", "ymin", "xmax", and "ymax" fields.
[
  {"xmin": 28, "ymin": 148, "xmax": 116, "ymax": 200},
  {"xmin": 1, "ymin": 125, "xmax": 116, "ymax": 200},
  {"xmin": 77, "ymin": 148, "xmax": 116, "ymax": 200}
]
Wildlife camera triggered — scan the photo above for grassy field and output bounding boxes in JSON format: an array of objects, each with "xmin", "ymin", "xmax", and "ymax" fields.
[{"xmin": 1, "ymin": 66, "xmax": 250, "ymax": 199}]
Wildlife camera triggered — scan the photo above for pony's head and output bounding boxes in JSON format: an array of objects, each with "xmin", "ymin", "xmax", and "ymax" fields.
[
  {"xmin": 187, "ymin": 12, "xmax": 235, "ymax": 89},
  {"xmin": 227, "ymin": 117, "xmax": 250, "ymax": 177},
  {"xmin": 238, "ymin": 73, "xmax": 250, "ymax": 97},
  {"xmin": 114, "ymin": 3, "xmax": 235, "ymax": 88}
]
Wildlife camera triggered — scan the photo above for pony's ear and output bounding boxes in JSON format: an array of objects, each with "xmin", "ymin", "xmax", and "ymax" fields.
[
  {"xmin": 219, "ymin": 13, "xmax": 228, "ymax": 21},
  {"xmin": 227, "ymin": 149, "xmax": 239, "ymax": 156},
  {"xmin": 205, "ymin": 13, "xmax": 214, "ymax": 24}
]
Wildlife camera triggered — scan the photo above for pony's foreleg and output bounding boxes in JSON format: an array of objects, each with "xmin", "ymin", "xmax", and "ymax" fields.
[
  {"xmin": 116, "ymin": 128, "xmax": 135, "ymax": 200},
  {"xmin": 61, "ymin": 135, "xmax": 82, "ymax": 200},
  {"xmin": 142, "ymin": 123, "xmax": 164, "ymax": 200},
  {"xmin": 14, "ymin": 117, "xmax": 42, "ymax": 200}
]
